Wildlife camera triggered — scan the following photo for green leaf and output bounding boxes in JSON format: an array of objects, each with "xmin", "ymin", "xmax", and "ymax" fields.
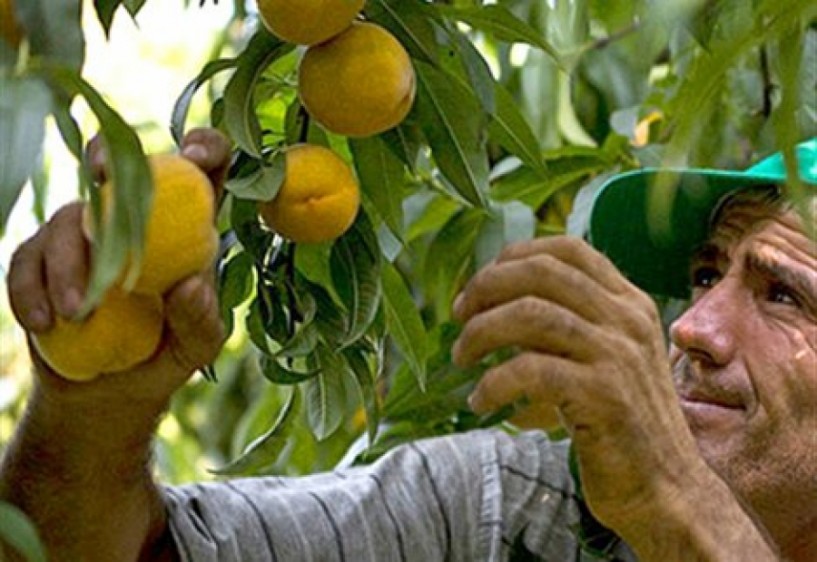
[
  {"xmin": 450, "ymin": 31, "xmax": 496, "ymax": 117},
  {"xmin": 42, "ymin": 67, "xmax": 151, "ymax": 314},
  {"xmin": 218, "ymin": 250, "xmax": 256, "ymax": 337},
  {"xmin": 171, "ymin": 58, "xmax": 237, "ymax": 146},
  {"xmin": 423, "ymin": 208, "xmax": 485, "ymax": 321},
  {"xmin": 349, "ymin": 136, "xmax": 406, "ymax": 240},
  {"xmin": 303, "ymin": 346, "xmax": 349, "ymax": 440},
  {"xmin": 489, "ymin": 82, "xmax": 548, "ymax": 176},
  {"xmin": 0, "ymin": 76, "xmax": 51, "ymax": 235},
  {"xmin": 229, "ymin": 195, "xmax": 273, "ymax": 262},
  {"xmin": 343, "ymin": 345, "xmax": 381, "ymax": 445},
  {"xmin": 225, "ymin": 151, "xmax": 285, "ymax": 201},
  {"xmin": 474, "ymin": 202, "xmax": 536, "ymax": 270},
  {"xmin": 17, "ymin": 0, "xmax": 85, "ymax": 70},
  {"xmin": 210, "ymin": 386, "xmax": 301, "ymax": 476},
  {"xmin": 330, "ymin": 214, "xmax": 383, "ymax": 347},
  {"xmin": 404, "ymin": 191, "xmax": 462, "ymax": 243},
  {"xmin": 122, "ymin": 0, "xmax": 147, "ymax": 17},
  {"xmin": 93, "ymin": 0, "xmax": 122, "ymax": 36},
  {"xmin": 0, "ymin": 502, "xmax": 47, "ymax": 562},
  {"xmin": 414, "ymin": 61, "xmax": 490, "ymax": 207},
  {"xmin": 435, "ymin": 4, "xmax": 561, "ymax": 66},
  {"xmin": 382, "ymin": 261, "xmax": 428, "ymax": 390},
  {"xmin": 365, "ymin": 0, "xmax": 441, "ymax": 64},
  {"xmin": 223, "ymin": 31, "xmax": 294, "ymax": 157}
]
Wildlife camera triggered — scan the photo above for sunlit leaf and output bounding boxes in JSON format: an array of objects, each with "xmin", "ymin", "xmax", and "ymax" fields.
[
  {"xmin": 435, "ymin": 4, "xmax": 561, "ymax": 66},
  {"xmin": 489, "ymin": 83, "xmax": 548, "ymax": 176},
  {"xmin": 42, "ymin": 66, "xmax": 150, "ymax": 314},
  {"xmin": 17, "ymin": 0, "xmax": 84, "ymax": 70},
  {"xmin": 223, "ymin": 31, "xmax": 294, "ymax": 157},
  {"xmin": 0, "ymin": 77, "xmax": 51, "ymax": 234},
  {"xmin": 171, "ymin": 58, "xmax": 237, "ymax": 146}
]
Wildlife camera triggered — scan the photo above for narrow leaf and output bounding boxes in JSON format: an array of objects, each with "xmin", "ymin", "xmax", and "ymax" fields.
[
  {"xmin": 435, "ymin": 4, "xmax": 562, "ymax": 66},
  {"xmin": 382, "ymin": 262, "xmax": 428, "ymax": 390},
  {"xmin": 43, "ymin": 67, "xmax": 151, "ymax": 313},
  {"xmin": 349, "ymin": 136, "xmax": 406, "ymax": 240},
  {"xmin": 303, "ymin": 347, "xmax": 348, "ymax": 440},
  {"xmin": 17, "ymin": 0, "xmax": 85, "ymax": 70},
  {"xmin": 365, "ymin": 0, "xmax": 440, "ymax": 64},
  {"xmin": 343, "ymin": 345, "xmax": 381, "ymax": 445},
  {"xmin": 171, "ymin": 58, "xmax": 237, "ymax": 146},
  {"xmin": 0, "ymin": 76, "xmax": 51, "ymax": 234},
  {"xmin": 489, "ymin": 82, "xmax": 548, "ymax": 176},
  {"xmin": 93, "ymin": 0, "xmax": 122, "ymax": 36},
  {"xmin": 414, "ymin": 61, "xmax": 490, "ymax": 207},
  {"xmin": 330, "ymin": 214, "xmax": 383, "ymax": 347},
  {"xmin": 0, "ymin": 502, "xmax": 48, "ymax": 562},
  {"xmin": 223, "ymin": 32, "xmax": 294, "ymax": 157}
]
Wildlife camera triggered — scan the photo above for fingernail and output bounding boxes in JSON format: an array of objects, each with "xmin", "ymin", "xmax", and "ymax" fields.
[
  {"xmin": 452, "ymin": 293, "xmax": 464, "ymax": 318},
  {"xmin": 62, "ymin": 288, "xmax": 83, "ymax": 316},
  {"xmin": 182, "ymin": 144, "xmax": 208, "ymax": 162},
  {"xmin": 468, "ymin": 392, "xmax": 483, "ymax": 413},
  {"xmin": 28, "ymin": 307, "xmax": 52, "ymax": 331},
  {"xmin": 452, "ymin": 338, "xmax": 463, "ymax": 365}
]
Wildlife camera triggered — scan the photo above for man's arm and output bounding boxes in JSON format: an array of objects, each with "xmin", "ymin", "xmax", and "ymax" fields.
[
  {"xmin": 0, "ymin": 129, "xmax": 231, "ymax": 562},
  {"xmin": 452, "ymin": 236, "xmax": 779, "ymax": 561}
]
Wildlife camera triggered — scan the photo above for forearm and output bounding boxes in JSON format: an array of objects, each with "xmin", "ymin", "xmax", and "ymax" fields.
[
  {"xmin": 0, "ymin": 381, "xmax": 174, "ymax": 562},
  {"xmin": 619, "ymin": 468, "xmax": 779, "ymax": 562}
]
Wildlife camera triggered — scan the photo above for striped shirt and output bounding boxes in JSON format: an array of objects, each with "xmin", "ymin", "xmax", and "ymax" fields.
[{"xmin": 164, "ymin": 429, "xmax": 636, "ymax": 561}]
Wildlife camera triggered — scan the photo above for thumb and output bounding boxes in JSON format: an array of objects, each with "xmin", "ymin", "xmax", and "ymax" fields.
[{"xmin": 160, "ymin": 273, "xmax": 225, "ymax": 378}]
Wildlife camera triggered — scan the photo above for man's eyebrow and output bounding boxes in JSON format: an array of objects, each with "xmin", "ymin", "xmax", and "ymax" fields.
[
  {"xmin": 744, "ymin": 251, "xmax": 817, "ymax": 302},
  {"xmin": 689, "ymin": 243, "xmax": 723, "ymax": 265}
]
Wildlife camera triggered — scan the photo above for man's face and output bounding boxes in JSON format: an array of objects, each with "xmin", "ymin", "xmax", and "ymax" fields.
[{"xmin": 668, "ymin": 197, "xmax": 817, "ymax": 521}]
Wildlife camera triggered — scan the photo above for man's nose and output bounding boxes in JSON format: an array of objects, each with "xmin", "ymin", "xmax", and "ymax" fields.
[{"xmin": 669, "ymin": 282, "xmax": 740, "ymax": 367}]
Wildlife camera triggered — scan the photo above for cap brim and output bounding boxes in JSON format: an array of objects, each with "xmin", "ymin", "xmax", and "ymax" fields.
[{"xmin": 588, "ymin": 168, "xmax": 783, "ymax": 299}]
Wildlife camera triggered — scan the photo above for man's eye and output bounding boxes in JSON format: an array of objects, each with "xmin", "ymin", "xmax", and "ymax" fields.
[
  {"xmin": 768, "ymin": 283, "xmax": 800, "ymax": 306},
  {"xmin": 692, "ymin": 266, "xmax": 721, "ymax": 288}
]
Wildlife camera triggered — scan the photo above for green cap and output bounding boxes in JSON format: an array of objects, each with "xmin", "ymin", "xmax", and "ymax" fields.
[{"xmin": 589, "ymin": 138, "xmax": 817, "ymax": 299}]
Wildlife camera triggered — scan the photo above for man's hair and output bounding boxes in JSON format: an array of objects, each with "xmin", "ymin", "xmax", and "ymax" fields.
[{"xmin": 709, "ymin": 184, "xmax": 786, "ymax": 228}]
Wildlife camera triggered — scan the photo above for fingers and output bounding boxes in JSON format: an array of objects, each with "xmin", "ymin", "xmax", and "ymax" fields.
[
  {"xmin": 468, "ymin": 352, "xmax": 577, "ymax": 429},
  {"xmin": 453, "ymin": 251, "xmax": 618, "ymax": 326},
  {"xmin": 160, "ymin": 274, "xmax": 225, "ymax": 375},
  {"xmin": 8, "ymin": 230, "xmax": 52, "ymax": 332},
  {"xmin": 180, "ymin": 128, "xmax": 232, "ymax": 197},
  {"xmin": 7, "ymin": 203, "xmax": 89, "ymax": 332},
  {"xmin": 43, "ymin": 204, "xmax": 90, "ymax": 318},
  {"xmin": 453, "ymin": 297, "xmax": 600, "ymax": 367},
  {"xmin": 495, "ymin": 236, "xmax": 630, "ymax": 293}
]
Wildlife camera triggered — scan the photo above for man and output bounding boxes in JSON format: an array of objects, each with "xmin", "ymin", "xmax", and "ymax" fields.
[{"xmin": 1, "ymin": 131, "xmax": 814, "ymax": 562}]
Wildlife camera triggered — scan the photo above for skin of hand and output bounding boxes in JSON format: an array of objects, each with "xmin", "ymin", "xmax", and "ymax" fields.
[
  {"xmin": 452, "ymin": 236, "xmax": 779, "ymax": 561},
  {"xmin": 1, "ymin": 128, "xmax": 231, "ymax": 562}
]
